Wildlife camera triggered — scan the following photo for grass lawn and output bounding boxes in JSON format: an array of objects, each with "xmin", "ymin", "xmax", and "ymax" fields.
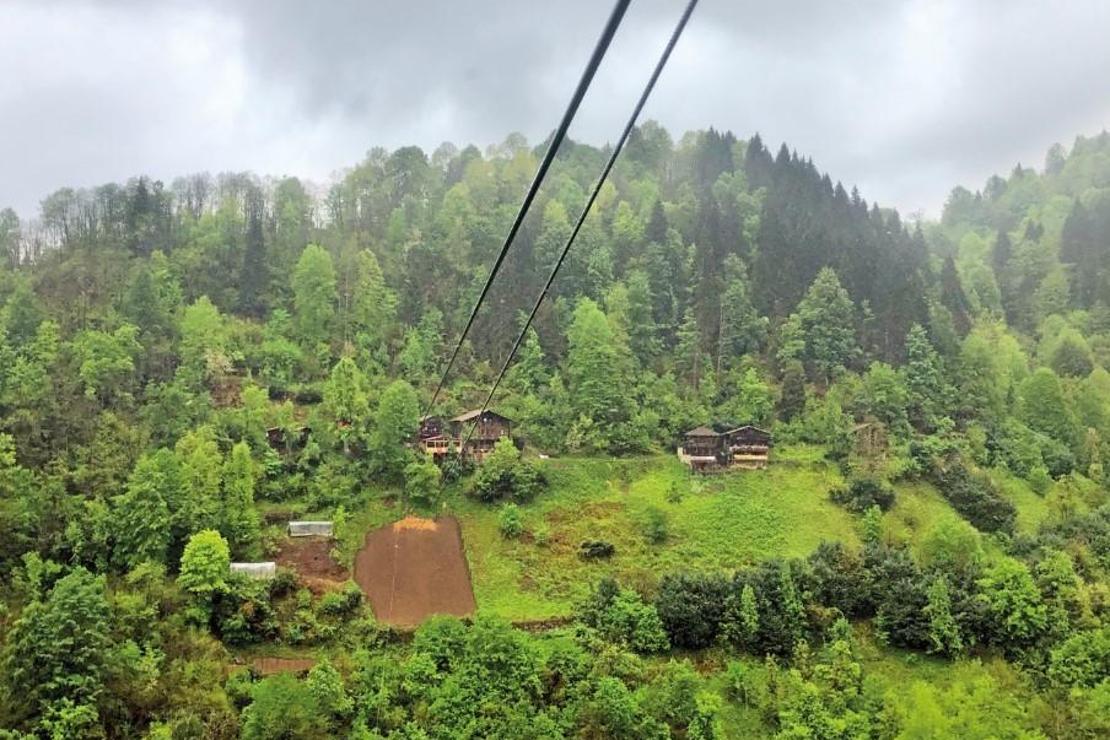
[{"xmin": 453, "ymin": 447, "xmax": 860, "ymax": 621}]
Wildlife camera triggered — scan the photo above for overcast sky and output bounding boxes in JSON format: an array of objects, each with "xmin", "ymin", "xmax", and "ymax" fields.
[{"xmin": 2, "ymin": 0, "xmax": 1109, "ymax": 219}]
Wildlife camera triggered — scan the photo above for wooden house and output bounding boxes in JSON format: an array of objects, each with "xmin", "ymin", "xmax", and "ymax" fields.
[
  {"xmin": 724, "ymin": 425, "xmax": 772, "ymax": 469},
  {"xmin": 449, "ymin": 409, "xmax": 512, "ymax": 460},
  {"xmin": 678, "ymin": 426, "xmax": 726, "ymax": 471},
  {"xmin": 679, "ymin": 423, "xmax": 773, "ymax": 471},
  {"xmin": 418, "ymin": 409, "xmax": 514, "ymax": 462}
]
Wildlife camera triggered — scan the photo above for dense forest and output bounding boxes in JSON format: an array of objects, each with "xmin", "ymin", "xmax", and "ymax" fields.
[{"xmin": 1, "ymin": 123, "xmax": 1109, "ymax": 738}]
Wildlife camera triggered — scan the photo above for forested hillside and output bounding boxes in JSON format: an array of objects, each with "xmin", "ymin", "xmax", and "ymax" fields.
[{"xmin": 1, "ymin": 124, "xmax": 1109, "ymax": 738}]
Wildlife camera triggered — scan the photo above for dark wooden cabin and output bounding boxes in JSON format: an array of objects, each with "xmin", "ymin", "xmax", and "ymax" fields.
[
  {"xmin": 679, "ymin": 426, "xmax": 725, "ymax": 471},
  {"xmin": 449, "ymin": 409, "xmax": 512, "ymax": 460},
  {"xmin": 724, "ymin": 425, "xmax": 772, "ymax": 468},
  {"xmin": 418, "ymin": 409, "xmax": 514, "ymax": 462}
]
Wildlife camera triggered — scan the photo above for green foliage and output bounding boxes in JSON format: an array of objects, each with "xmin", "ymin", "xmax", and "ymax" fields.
[
  {"xmin": 928, "ymin": 455, "xmax": 1017, "ymax": 534},
  {"xmin": 656, "ymin": 572, "xmax": 730, "ymax": 649},
  {"xmin": 830, "ymin": 477, "xmax": 895, "ymax": 513},
  {"xmin": 924, "ymin": 576, "xmax": 964, "ymax": 656},
  {"xmin": 1, "ymin": 568, "xmax": 109, "ymax": 731},
  {"xmin": 578, "ymin": 579, "xmax": 670, "ymax": 653},
  {"xmin": 564, "ymin": 297, "xmax": 638, "ymax": 453},
  {"xmin": 1047, "ymin": 626, "xmax": 1110, "ymax": 689},
  {"xmin": 221, "ymin": 441, "xmax": 261, "ymax": 555},
  {"xmin": 976, "ymin": 557, "xmax": 1049, "ymax": 648},
  {"xmin": 642, "ymin": 505, "xmax": 669, "ymax": 544},
  {"xmin": 879, "ymin": 672, "xmax": 1042, "ymax": 739},
  {"xmin": 368, "ymin": 379, "xmax": 419, "ymax": 480},
  {"xmin": 111, "ymin": 450, "xmax": 179, "ymax": 570},
  {"xmin": 178, "ymin": 529, "xmax": 230, "ymax": 597},
  {"xmin": 5, "ymin": 122, "xmax": 1110, "ymax": 738},
  {"xmin": 778, "ymin": 267, "xmax": 858, "ymax": 383},
  {"xmin": 1020, "ymin": 367, "xmax": 1079, "ymax": 451},
  {"xmin": 241, "ymin": 673, "xmax": 327, "ymax": 740},
  {"xmin": 291, "ymin": 244, "xmax": 337, "ymax": 346},
  {"xmin": 322, "ymin": 356, "xmax": 370, "ymax": 451},
  {"xmin": 470, "ymin": 437, "xmax": 546, "ymax": 503},
  {"xmin": 404, "ymin": 455, "xmax": 442, "ymax": 507},
  {"xmin": 497, "ymin": 503, "xmax": 524, "ymax": 539}
]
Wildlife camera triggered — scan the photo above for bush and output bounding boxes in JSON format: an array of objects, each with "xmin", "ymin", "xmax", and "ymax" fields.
[
  {"xmin": 643, "ymin": 507, "xmax": 669, "ymax": 544},
  {"xmin": 655, "ymin": 572, "xmax": 730, "ymax": 649},
  {"xmin": 498, "ymin": 504, "xmax": 524, "ymax": 539},
  {"xmin": 404, "ymin": 457, "xmax": 442, "ymax": 507},
  {"xmin": 533, "ymin": 523, "xmax": 551, "ymax": 547},
  {"xmin": 930, "ymin": 456, "xmax": 1016, "ymax": 534},
  {"xmin": 470, "ymin": 438, "xmax": 547, "ymax": 503},
  {"xmin": 829, "ymin": 478, "xmax": 895, "ymax": 512},
  {"xmin": 317, "ymin": 582, "xmax": 363, "ymax": 617},
  {"xmin": 268, "ymin": 569, "xmax": 298, "ymax": 599},
  {"xmin": 577, "ymin": 579, "xmax": 669, "ymax": 653},
  {"xmin": 1029, "ymin": 466, "xmax": 1052, "ymax": 495},
  {"xmin": 579, "ymin": 540, "xmax": 615, "ymax": 559}
]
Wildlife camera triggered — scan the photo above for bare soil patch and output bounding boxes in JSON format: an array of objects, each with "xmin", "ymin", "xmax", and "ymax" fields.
[
  {"xmin": 354, "ymin": 516, "xmax": 477, "ymax": 627},
  {"xmin": 274, "ymin": 537, "xmax": 348, "ymax": 594}
]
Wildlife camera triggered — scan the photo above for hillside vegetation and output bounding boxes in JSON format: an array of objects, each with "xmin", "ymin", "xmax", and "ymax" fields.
[{"xmin": 1, "ymin": 124, "xmax": 1109, "ymax": 737}]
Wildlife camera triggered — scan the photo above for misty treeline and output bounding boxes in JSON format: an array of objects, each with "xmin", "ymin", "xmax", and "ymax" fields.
[{"xmin": 1, "ymin": 123, "xmax": 1110, "ymax": 737}]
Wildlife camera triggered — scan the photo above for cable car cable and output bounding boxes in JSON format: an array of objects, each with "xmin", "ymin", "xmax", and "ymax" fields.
[
  {"xmin": 462, "ymin": 0, "xmax": 699, "ymax": 450},
  {"xmin": 424, "ymin": 0, "xmax": 633, "ymax": 418}
]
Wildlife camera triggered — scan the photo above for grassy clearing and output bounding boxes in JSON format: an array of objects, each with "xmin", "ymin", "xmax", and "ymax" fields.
[
  {"xmin": 330, "ymin": 446, "xmax": 1001, "ymax": 621},
  {"xmin": 989, "ymin": 468, "xmax": 1050, "ymax": 534},
  {"xmin": 452, "ymin": 448, "xmax": 859, "ymax": 621},
  {"xmin": 884, "ymin": 480, "xmax": 965, "ymax": 553}
]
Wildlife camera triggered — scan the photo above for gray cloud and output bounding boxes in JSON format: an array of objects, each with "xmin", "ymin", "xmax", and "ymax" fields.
[{"xmin": 1, "ymin": 0, "xmax": 1108, "ymax": 218}]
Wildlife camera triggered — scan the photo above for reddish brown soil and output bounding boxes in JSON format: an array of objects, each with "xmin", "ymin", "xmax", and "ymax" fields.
[
  {"xmin": 252, "ymin": 657, "xmax": 315, "ymax": 675},
  {"xmin": 274, "ymin": 537, "xmax": 348, "ymax": 594},
  {"xmin": 354, "ymin": 516, "xmax": 477, "ymax": 627}
]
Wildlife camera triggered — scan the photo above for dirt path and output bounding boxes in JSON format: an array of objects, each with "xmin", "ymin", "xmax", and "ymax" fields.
[{"xmin": 354, "ymin": 516, "xmax": 477, "ymax": 627}]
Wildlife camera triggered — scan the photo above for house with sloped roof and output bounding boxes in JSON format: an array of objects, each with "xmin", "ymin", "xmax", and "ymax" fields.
[{"xmin": 418, "ymin": 409, "xmax": 514, "ymax": 462}]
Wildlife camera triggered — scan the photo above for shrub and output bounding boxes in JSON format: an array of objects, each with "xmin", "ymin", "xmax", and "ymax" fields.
[
  {"xmin": 643, "ymin": 507, "xmax": 669, "ymax": 544},
  {"xmin": 498, "ymin": 504, "xmax": 524, "ymax": 539},
  {"xmin": 317, "ymin": 582, "xmax": 363, "ymax": 617},
  {"xmin": 533, "ymin": 523, "xmax": 551, "ymax": 547},
  {"xmin": 1029, "ymin": 466, "xmax": 1052, "ymax": 495},
  {"xmin": 930, "ymin": 456, "xmax": 1016, "ymax": 534},
  {"xmin": 577, "ymin": 579, "xmax": 669, "ymax": 653},
  {"xmin": 655, "ymin": 572, "xmax": 730, "ymax": 649},
  {"xmin": 1047, "ymin": 626, "xmax": 1110, "ymax": 689},
  {"xmin": 579, "ymin": 540, "xmax": 615, "ymax": 559},
  {"xmin": 404, "ymin": 457, "xmax": 442, "ymax": 507},
  {"xmin": 268, "ymin": 569, "xmax": 298, "ymax": 599},
  {"xmin": 470, "ymin": 438, "xmax": 547, "ymax": 503},
  {"xmin": 829, "ymin": 478, "xmax": 895, "ymax": 512}
]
